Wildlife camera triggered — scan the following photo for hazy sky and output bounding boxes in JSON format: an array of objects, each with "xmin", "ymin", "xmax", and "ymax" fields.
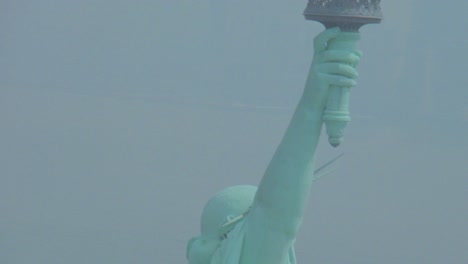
[{"xmin": 1, "ymin": 0, "xmax": 467, "ymax": 263}]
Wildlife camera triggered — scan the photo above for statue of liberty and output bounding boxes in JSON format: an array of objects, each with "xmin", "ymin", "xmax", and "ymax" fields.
[{"xmin": 186, "ymin": 27, "xmax": 361, "ymax": 264}]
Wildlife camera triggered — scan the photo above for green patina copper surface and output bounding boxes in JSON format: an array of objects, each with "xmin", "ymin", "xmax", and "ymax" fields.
[
  {"xmin": 304, "ymin": 0, "xmax": 382, "ymax": 146},
  {"xmin": 187, "ymin": 27, "xmax": 362, "ymax": 264}
]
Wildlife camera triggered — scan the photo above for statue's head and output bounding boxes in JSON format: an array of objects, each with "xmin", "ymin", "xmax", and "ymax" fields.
[
  {"xmin": 201, "ymin": 185, "xmax": 257, "ymax": 237},
  {"xmin": 187, "ymin": 185, "xmax": 257, "ymax": 263}
]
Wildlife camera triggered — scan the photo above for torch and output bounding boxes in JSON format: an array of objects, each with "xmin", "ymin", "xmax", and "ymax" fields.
[{"xmin": 304, "ymin": 0, "xmax": 383, "ymax": 147}]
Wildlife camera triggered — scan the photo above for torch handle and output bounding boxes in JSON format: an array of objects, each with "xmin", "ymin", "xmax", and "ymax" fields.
[{"xmin": 322, "ymin": 32, "xmax": 360, "ymax": 147}]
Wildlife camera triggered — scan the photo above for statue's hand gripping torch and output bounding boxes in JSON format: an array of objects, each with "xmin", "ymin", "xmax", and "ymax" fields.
[{"xmin": 304, "ymin": 0, "xmax": 383, "ymax": 147}]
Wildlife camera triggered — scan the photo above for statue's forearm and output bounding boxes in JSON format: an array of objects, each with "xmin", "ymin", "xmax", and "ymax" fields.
[
  {"xmin": 249, "ymin": 28, "xmax": 360, "ymax": 238},
  {"xmin": 253, "ymin": 94, "xmax": 322, "ymax": 234}
]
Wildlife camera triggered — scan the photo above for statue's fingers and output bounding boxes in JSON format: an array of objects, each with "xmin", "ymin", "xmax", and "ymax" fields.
[
  {"xmin": 314, "ymin": 27, "xmax": 341, "ymax": 54},
  {"xmin": 322, "ymin": 74, "xmax": 357, "ymax": 87},
  {"xmin": 353, "ymin": 50, "xmax": 363, "ymax": 67},
  {"xmin": 317, "ymin": 50, "xmax": 361, "ymax": 65},
  {"xmin": 317, "ymin": 63, "xmax": 359, "ymax": 79}
]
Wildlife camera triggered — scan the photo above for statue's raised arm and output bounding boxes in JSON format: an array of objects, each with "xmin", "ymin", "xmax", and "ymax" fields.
[{"xmin": 186, "ymin": 28, "xmax": 361, "ymax": 264}]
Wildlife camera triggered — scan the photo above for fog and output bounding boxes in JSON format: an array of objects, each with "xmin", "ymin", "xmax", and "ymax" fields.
[{"xmin": 1, "ymin": 0, "xmax": 467, "ymax": 263}]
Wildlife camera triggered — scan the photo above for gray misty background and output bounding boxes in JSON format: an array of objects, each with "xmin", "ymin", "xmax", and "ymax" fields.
[{"xmin": 1, "ymin": 0, "xmax": 467, "ymax": 263}]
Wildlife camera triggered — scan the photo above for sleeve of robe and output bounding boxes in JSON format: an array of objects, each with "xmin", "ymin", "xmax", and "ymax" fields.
[{"xmin": 210, "ymin": 219, "xmax": 297, "ymax": 264}]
